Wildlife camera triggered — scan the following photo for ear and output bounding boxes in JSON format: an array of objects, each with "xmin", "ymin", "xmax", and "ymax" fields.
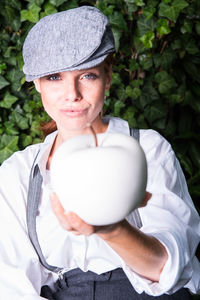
[
  {"xmin": 33, "ymin": 79, "xmax": 41, "ymax": 93},
  {"xmin": 105, "ymin": 65, "xmax": 112, "ymax": 91}
]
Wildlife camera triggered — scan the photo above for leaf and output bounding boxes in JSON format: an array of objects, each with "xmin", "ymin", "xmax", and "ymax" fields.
[
  {"xmin": 3, "ymin": 5, "xmax": 16, "ymax": 24},
  {"xmin": 126, "ymin": 86, "xmax": 141, "ymax": 99},
  {"xmin": 0, "ymin": 91, "xmax": 18, "ymax": 109},
  {"xmin": 129, "ymin": 59, "xmax": 139, "ymax": 71},
  {"xmin": 137, "ymin": 16, "xmax": 156, "ymax": 35},
  {"xmin": 180, "ymin": 20, "xmax": 193, "ymax": 34},
  {"xmin": 0, "ymin": 76, "xmax": 10, "ymax": 90},
  {"xmin": 0, "ymin": 135, "xmax": 19, "ymax": 164},
  {"xmin": 25, "ymin": 0, "xmax": 44, "ymax": 5},
  {"xmin": 122, "ymin": 106, "xmax": 137, "ymax": 128},
  {"xmin": 154, "ymin": 71, "xmax": 177, "ymax": 94},
  {"xmin": 111, "ymin": 73, "xmax": 122, "ymax": 86},
  {"xmin": 131, "ymin": 79, "xmax": 143, "ymax": 87},
  {"xmin": 185, "ymin": 38, "xmax": 199, "ymax": 55},
  {"xmin": 160, "ymin": 48, "xmax": 176, "ymax": 69},
  {"xmin": 49, "ymin": 0, "xmax": 68, "ymax": 6},
  {"xmin": 139, "ymin": 81, "xmax": 159, "ymax": 108},
  {"xmin": 189, "ymin": 143, "xmax": 200, "ymax": 169},
  {"xmin": 6, "ymin": 69, "xmax": 24, "ymax": 91},
  {"xmin": 133, "ymin": 35, "xmax": 146, "ymax": 54},
  {"xmin": 8, "ymin": 0, "xmax": 22, "ymax": 10},
  {"xmin": 156, "ymin": 18, "xmax": 171, "ymax": 35},
  {"xmin": 143, "ymin": 6, "xmax": 156, "ymax": 20},
  {"xmin": 4, "ymin": 121, "xmax": 19, "ymax": 135},
  {"xmin": 113, "ymin": 100, "xmax": 125, "ymax": 115},
  {"xmin": 125, "ymin": 3, "xmax": 138, "ymax": 20},
  {"xmin": 144, "ymin": 102, "xmax": 166, "ymax": 123},
  {"xmin": 111, "ymin": 27, "xmax": 122, "ymax": 52},
  {"xmin": 3, "ymin": 46, "xmax": 16, "ymax": 58},
  {"xmin": 40, "ymin": 2, "xmax": 57, "ymax": 18},
  {"xmin": 9, "ymin": 111, "xmax": 29, "ymax": 130},
  {"xmin": 109, "ymin": 12, "xmax": 127, "ymax": 31},
  {"xmin": 139, "ymin": 54, "xmax": 153, "ymax": 69},
  {"xmin": 115, "ymin": 86, "xmax": 126, "ymax": 101},
  {"xmin": 195, "ymin": 22, "xmax": 200, "ymax": 35},
  {"xmin": 20, "ymin": 134, "xmax": 33, "ymax": 148},
  {"xmin": 159, "ymin": 0, "xmax": 188, "ymax": 22},
  {"xmin": 134, "ymin": 0, "xmax": 145, "ymax": 6},
  {"xmin": 11, "ymin": 17, "xmax": 21, "ymax": 31},
  {"xmin": 140, "ymin": 31, "xmax": 155, "ymax": 48},
  {"xmin": 0, "ymin": 63, "xmax": 6, "ymax": 74},
  {"xmin": 20, "ymin": 3, "xmax": 41, "ymax": 23}
]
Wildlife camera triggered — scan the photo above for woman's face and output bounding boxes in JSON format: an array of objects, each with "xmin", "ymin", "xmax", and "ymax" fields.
[{"xmin": 34, "ymin": 63, "xmax": 112, "ymax": 139}]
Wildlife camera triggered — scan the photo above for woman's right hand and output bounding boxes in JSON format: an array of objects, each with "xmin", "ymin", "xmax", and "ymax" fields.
[{"xmin": 50, "ymin": 191, "xmax": 152, "ymax": 236}]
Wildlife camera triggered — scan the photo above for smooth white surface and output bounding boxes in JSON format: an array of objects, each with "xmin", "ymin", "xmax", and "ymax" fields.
[
  {"xmin": 0, "ymin": 117, "xmax": 199, "ymax": 300},
  {"xmin": 50, "ymin": 132, "xmax": 147, "ymax": 225}
]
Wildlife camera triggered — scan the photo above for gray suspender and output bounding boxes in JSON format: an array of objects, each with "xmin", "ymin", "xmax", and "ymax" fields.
[
  {"xmin": 27, "ymin": 128, "xmax": 142, "ymax": 273},
  {"xmin": 27, "ymin": 151, "xmax": 62, "ymax": 273},
  {"xmin": 129, "ymin": 128, "xmax": 143, "ymax": 228}
]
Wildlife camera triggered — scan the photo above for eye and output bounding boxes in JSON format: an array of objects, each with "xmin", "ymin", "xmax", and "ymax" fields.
[
  {"xmin": 47, "ymin": 74, "xmax": 61, "ymax": 81},
  {"xmin": 83, "ymin": 73, "xmax": 98, "ymax": 80}
]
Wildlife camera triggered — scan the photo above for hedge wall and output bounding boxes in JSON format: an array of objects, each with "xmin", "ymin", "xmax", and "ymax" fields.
[{"xmin": 0, "ymin": 0, "xmax": 200, "ymax": 214}]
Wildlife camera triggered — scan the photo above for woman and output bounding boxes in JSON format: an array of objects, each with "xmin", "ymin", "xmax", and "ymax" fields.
[{"xmin": 0, "ymin": 6, "xmax": 199, "ymax": 300}]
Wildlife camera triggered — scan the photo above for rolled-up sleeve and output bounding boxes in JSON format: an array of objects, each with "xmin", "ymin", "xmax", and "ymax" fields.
[{"xmin": 124, "ymin": 129, "xmax": 200, "ymax": 296}]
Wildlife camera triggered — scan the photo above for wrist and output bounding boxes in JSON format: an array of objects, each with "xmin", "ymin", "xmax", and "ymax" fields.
[{"xmin": 96, "ymin": 220, "xmax": 129, "ymax": 241}]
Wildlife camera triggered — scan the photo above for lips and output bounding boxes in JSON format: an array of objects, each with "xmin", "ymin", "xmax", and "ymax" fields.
[{"xmin": 60, "ymin": 108, "xmax": 88, "ymax": 117}]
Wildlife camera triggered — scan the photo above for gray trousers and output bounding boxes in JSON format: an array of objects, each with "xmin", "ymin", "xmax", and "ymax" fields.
[{"xmin": 40, "ymin": 268, "xmax": 192, "ymax": 300}]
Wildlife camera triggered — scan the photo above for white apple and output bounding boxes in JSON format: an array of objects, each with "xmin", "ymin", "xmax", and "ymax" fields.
[{"xmin": 50, "ymin": 132, "xmax": 147, "ymax": 226}]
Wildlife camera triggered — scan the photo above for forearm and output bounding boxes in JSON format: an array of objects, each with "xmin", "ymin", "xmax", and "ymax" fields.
[{"xmin": 97, "ymin": 220, "xmax": 168, "ymax": 282}]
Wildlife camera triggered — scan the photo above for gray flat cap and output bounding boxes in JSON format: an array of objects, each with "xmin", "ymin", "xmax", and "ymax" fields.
[{"xmin": 22, "ymin": 6, "xmax": 115, "ymax": 81}]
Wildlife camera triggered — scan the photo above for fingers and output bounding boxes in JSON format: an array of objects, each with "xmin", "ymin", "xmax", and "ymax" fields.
[
  {"xmin": 50, "ymin": 193, "xmax": 72, "ymax": 231},
  {"xmin": 138, "ymin": 191, "xmax": 152, "ymax": 208},
  {"xmin": 145, "ymin": 192, "xmax": 152, "ymax": 202},
  {"xmin": 50, "ymin": 193, "xmax": 95, "ymax": 236},
  {"xmin": 66, "ymin": 212, "xmax": 95, "ymax": 236}
]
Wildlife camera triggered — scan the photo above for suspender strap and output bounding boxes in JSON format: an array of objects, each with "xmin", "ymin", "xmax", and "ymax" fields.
[
  {"xmin": 27, "ymin": 152, "xmax": 62, "ymax": 273},
  {"xmin": 130, "ymin": 128, "xmax": 140, "ymax": 142},
  {"xmin": 129, "ymin": 128, "xmax": 142, "ymax": 229}
]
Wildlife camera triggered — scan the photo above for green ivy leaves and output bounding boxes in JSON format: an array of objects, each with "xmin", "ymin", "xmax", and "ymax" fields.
[
  {"xmin": 0, "ymin": 135, "xmax": 19, "ymax": 163},
  {"xmin": 21, "ymin": 3, "xmax": 41, "ymax": 23},
  {"xmin": 0, "ymin": 76, "xmax": 10, "ymax": 90},
  {"xmin": 155, "ymin": 71, "xmax": 177, "ymax": 94},
  {"xmin": 159, "ymin": 0, "xmax": 189, "ymax": 22}
]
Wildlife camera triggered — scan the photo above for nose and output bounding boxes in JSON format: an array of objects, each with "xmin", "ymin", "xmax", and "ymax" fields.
[{"xmin": 63, "ymin": 78, "xmax": 82, "ymax": 102}]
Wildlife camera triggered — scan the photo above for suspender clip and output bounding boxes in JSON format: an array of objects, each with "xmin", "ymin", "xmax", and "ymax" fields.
[{"xmin": 57, "ymin": 268, "xmax": 68, "ymax": 280}]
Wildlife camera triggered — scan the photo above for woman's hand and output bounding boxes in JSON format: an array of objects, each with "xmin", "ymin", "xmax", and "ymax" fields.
[
  {"xmin": 50, "ymin": 191, "xmax": 152, "ymax": 236},
  {"xmin": 50, "ymin": 193, "xmax": 94, "ymax": 235},
  {"xmin": 51, "ymin": 192, "xmax": 167, "ymax": 282}
]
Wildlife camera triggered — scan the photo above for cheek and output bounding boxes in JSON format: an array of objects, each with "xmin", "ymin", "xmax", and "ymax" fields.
[{"xmin": 40, "ymin": 92, "xmax": 56, "ymax": 118}]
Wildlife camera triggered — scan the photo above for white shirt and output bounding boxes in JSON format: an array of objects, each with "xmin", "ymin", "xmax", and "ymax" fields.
[{"xmin": 0, "ymin": 117, "xmax": 199, "ymax": 300}]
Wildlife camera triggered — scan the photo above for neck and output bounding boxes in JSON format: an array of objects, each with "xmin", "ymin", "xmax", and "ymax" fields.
[
  {"xmin": 56, "ymin": 117, "xmax": 107, "ymax": 148},
  {"xmin": 46, "ymin": 117, "xmax": 108, "ymax": 169}
]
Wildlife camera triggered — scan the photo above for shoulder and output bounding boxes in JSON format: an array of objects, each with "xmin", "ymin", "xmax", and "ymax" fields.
[
  {"xmin": 0, "ymin": 143, "xmax": 42, "ymax": 178},
  {"xmin": 138, "ymin": 129, "xmax": 174, "ymax": 164},
  {"xmin": 0, "ymin": 131, "xmax": 56, "ymax": 174}
]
